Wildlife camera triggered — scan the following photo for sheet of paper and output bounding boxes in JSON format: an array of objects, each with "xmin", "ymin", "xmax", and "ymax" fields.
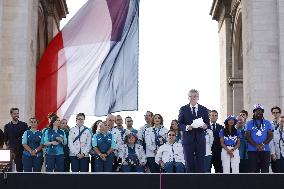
[{"xmin": 191, "ymin": 117, "xmax": 205, "ymax": 128}]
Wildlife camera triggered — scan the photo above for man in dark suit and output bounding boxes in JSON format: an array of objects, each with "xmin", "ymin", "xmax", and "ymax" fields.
[
  {"xmin": 209, "ymin": 110, "xmax": 223, "ymax": 173},
  {"xmin": 178, "ymin": 89, "xmax": 210, "ymax": 173},
  {"xmin": 4, "ymin": 108, "xmax": 28, "ymax": 172}
]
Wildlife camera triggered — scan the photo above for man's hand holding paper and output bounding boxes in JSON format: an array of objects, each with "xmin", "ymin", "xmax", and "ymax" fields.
[{"xmin": 191, "ymin": 117, "xmax": 205, "ymax": 129}]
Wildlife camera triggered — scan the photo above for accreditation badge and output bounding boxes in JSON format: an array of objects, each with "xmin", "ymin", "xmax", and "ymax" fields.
[{"xmin": 256, "ymin": 130, "xmax": 262, "ymax": 137}]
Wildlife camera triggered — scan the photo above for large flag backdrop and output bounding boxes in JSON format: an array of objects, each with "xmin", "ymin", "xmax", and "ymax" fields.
[{"xmin": 36, "ymin": 0, "xmax": 139, "ymax": 130}]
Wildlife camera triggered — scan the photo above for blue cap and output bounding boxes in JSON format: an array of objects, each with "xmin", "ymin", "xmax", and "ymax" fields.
[
  {"xmin": 253, "ymin": 104, "xmax": 264, "ymax": 113},
  {"xmin": 224, "ymin": 115, "xmax": 238, "ymax": 126}
]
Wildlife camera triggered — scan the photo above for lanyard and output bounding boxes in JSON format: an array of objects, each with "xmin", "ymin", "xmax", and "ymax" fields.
[
  {"xmin": 171, "ymin": 144, "xmax": 175, "ymax": 162},
  {"xmin": 279, "ymin": 129, "xmax": 284, "ymax": 156}
]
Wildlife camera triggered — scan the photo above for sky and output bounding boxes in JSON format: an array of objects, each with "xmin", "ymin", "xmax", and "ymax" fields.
[{"xmin": 60, "ymin": 0, "xmax": 220, "ymax": 129}]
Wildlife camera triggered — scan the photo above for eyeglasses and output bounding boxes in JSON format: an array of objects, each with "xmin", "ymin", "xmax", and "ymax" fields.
[
  {"xmin": 168, "ymin": 134, "xmax": 176, "ymax": 137},
  {"xmin": 189, "ymin": 95, "xmax": 199, "ymax": 98},
  {"xmin": 127, "ymin": 120, "xmax": 133, "ymax": 122},
  {"xmin": 272, "ymin": 112, "xmax": 280, "ymax": 114}
]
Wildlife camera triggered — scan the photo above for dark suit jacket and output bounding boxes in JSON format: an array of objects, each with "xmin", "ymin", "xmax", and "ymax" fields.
[
  {"xmin": 178, "ymin": 104, "xmax": 210, "ymax": 145},
  {"xmin": 4, "ymin": 121, "xmax": 28, "ymax": 153},
  {"xmin": 211, "ymin": 123, "xmax": 223, "ymax": 152}
]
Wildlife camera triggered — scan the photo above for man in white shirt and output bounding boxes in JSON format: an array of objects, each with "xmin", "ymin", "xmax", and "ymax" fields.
[
  {"xmin": 68, "ymin": 113, "xmax": 92, "ymax": 172},
  {"xmin": 155, "ymin": 130, "xmax": 185, "ymax": 173}
]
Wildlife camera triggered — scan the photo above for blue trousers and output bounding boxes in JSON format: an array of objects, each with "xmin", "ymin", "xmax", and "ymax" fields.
[
  {"xmin": 204, "ymin": 155, "xmax": 212, "ymax": 173},
  {"xmin": 164, "ymin": 162, "xmax": 185, "ymax": 173},
  {"xmin": 22, "ymin": 155, "xmax": 43, "ymax": 172},
  {"xmin": 147, "ymin": 157, "xmax": 160, "ymax": 173},
  {"xmin": 121, "ymin": 165, "xmax": 144, "ymax": 172},
  {"xmin": 95, "ymin": 153, "xmax": 113, "ymax": 172},
  {"xmin": 183, "ymin": 142, "xmax": 206, "ymax": 173},
  {"xmin": 46, "ymin": 154, "xmax": 64, "ymax": 172},
  {"xmin": 70, "ymin": 156, "xmax": 90, "ymax": 172}
]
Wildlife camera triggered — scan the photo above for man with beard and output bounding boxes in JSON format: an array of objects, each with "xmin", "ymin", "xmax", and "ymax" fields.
[
  {"xmin": 4, "ymin": 108, "xmax": 28, "ymax": 172},
  {"xmin": 245, "ymin": 104, "xmax": 273, "ymax": 173}
]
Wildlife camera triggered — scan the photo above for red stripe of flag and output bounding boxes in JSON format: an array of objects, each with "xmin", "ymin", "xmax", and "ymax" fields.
[{"xmin": 36, "ymin": 32, "xmax": 67, "ymax": 130}]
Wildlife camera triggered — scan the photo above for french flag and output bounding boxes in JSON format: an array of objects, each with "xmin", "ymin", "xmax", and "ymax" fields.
[{"xmin": 36, "ymin": 0, "xmax": 139, "ymax": 130}]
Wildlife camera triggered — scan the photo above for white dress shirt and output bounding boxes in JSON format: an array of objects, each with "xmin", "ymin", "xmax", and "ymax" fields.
[{"xmin": 155, "ymin": 142, "xmax": 185, "ymax": 165}]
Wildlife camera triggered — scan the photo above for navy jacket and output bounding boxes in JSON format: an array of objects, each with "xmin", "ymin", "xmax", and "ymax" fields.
[
  {"xmin": 178, "ymin": 104, "xmax": 210, "ymax": 145},
  {"xmin": 211, "ymin": 123, "xmax": 223, "ymax": 152},
  {"xmin": 4, "ymin": 121, "xmax": 28, "ymax": 152}
]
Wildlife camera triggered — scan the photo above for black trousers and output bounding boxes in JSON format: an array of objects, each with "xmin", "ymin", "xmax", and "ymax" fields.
[
  {"xmin": 13, "ymin": 150, "xmax": 23, "ymax": 172},
  {"xmin": 211, "ymin": 150, "xmax": 222, "ymax": 173},
  {"xmin": 239, "ymin": 159, "xmax": 249, "ymax": 173},
  {"xmin": 248, "ymin": 151, "xmax": 270, "ymax": 173}
]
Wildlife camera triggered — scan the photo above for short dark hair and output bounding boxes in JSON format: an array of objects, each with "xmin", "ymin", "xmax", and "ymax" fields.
[
  {"xmin": 76, "ymin": 113, "xmax": 85, "ymax": 119},
  {"xmin": 271, "ymin": 106, "xmax": 281, "ymax": 114},
  {"xmin": 10, "ymin": 107, "xmax": 19, "ymax": 114},
  {"xmin": 125, "ymin": 116, "xmax": 132, "ymax": 122},
  {"xmin": 167, "ymin": 130, "xmax": 176, "ymax": 135},
  {"xmin": 240, "ymin": 110, "xmax": 248, "ymax": 117},
  {"xmin": 29, "ymin": 117, "xmax": 39, "ymax": 123},
  {"xmin": 210, "ymin": 110, "xmax": 218, "ymax": 114},
  {"xmin": 146, "ymin": 111, "xmax": 153, "ymax": 117}
]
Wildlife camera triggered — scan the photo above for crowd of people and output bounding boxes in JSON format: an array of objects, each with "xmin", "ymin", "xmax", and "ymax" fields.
[{"xmin": 0, "ymin": 89, "xmax": 283, "ymax": 173}]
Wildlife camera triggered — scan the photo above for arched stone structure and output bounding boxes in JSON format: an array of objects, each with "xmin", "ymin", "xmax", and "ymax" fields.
[
  {"xmin": 210, "ymin": 0, "xmax": 284, "ymax": 121},
  {"xmin": 0, "ymin": 0, "xmax": 68, "ymax": 129}
]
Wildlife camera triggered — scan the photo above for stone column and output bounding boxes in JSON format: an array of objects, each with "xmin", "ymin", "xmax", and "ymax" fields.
[
  {"xmin": 232, "ymin": 82, "xmax": 244, "ymax": 114},
  {"xmin": 278, "ymin": 0, "xmax": 284, "ymax": 109},
  {"xmin": 242, "ymin": 0, "xmax": 280, "ymax": 117},
  {"xmin": 219, "ymin": 16, "xmax": 233, "ymax": 122},
  {"xmin": 0, "ymin": 0, "xmax": 38, "ymax": 129}
]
